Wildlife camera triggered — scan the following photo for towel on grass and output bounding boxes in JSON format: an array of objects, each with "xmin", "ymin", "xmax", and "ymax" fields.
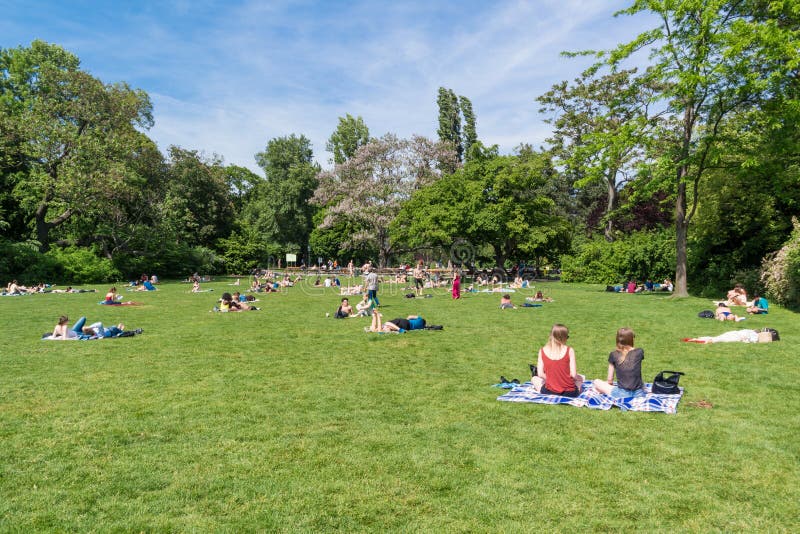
[{"xmin": 497, "ymin": 380, "xmax": 684, "ymax": 414}]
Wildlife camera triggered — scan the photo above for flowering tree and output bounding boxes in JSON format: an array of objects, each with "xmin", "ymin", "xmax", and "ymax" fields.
[{"xmin": 312, "ymin": 133, "xmax": 458, "ymax": 267}]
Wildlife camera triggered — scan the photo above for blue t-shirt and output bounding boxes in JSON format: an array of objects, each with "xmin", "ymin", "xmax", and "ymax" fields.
[
  {"xmin": 408, "ymin": 317, "xmax": 425, "ymax": 330},
  {"xmin": 755, "ymin": 297, "xmax": 768, "ymax": 313}
]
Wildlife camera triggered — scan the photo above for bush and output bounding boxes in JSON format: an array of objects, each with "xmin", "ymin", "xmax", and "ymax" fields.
[
  {"xmin": 560, "ymin": 229, "xmax": 675, "ymax": 284},
  {"xmin": 45, "ymin": 247, "xmax": 122, "ymax": 284},
  {"xmin": 760, "ymin": 217, "xmax": 800, "ymax": 307},
  {"xmin": 0, "ymin": 239, "xmax": 60, "ymax": 284}
]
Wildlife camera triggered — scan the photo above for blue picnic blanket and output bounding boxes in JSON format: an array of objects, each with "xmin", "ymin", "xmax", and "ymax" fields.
[{"xmin": 497, "ymin": 381, "xmax": 684, "ymax": 414}]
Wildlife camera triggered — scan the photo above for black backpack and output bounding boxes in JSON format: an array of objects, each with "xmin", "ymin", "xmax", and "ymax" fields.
[
  {"xmin": 652, "ymin": 371, "xmax": 684, "ymax": 395},
  {"xmin": 698, "ymin": 310, "xmax": 714, "ymax": 318}
]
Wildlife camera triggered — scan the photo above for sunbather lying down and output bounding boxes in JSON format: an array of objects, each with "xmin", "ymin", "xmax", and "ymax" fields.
[
  {"xmin": 683, "ymin": 329, "xmax": 774, "ymax": 344},
  {"xmin": 365, "ymin": 310, "xmax": 426, "ymax": 333},
  {"xmin": 43, "ymin": 315, "xmax": 143, "ymax": 340}
]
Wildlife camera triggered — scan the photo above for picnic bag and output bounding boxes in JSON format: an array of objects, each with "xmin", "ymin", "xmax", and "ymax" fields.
[
  {"xmin": 652, "ymin": 370, "xmax": 684, "ymax": 395},
  {"xmin": 698, "ymin": 310, "xmax": 714, "ymax": 318},
  {"xmin": 760, "ymin": 327, "xmax": 779, "ymax": 342}
]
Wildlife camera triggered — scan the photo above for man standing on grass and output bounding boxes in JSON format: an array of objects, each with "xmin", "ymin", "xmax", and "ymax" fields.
[{"xmin": 364, "ymin": 264, "xmax": 380, "ymax": 308}]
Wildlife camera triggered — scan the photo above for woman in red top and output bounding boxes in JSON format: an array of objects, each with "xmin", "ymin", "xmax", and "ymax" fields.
[{"xmin": 532, "ymin": 324, "xmax": 585, "ymax": 397}]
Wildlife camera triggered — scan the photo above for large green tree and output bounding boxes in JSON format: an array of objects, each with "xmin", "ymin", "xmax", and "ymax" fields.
[
  {"xmin": 0, "ymin": 40, "xmax": 153, "ymax": 252},
  {"xmin": 326, "ymin": 114, "xmax": 370, "ymax": 165},
  {"xmin": 393, "ymin": 145, "xmax": 571, "ymax": 268},
  {"xmin": 251, "ymin": 134, "xmax": 320, "ymax": 260},
  {"xmin": 538, "ymin": 68, "xmax": 658, "ymax": 241},
  {"xmin": 595, "ymin": 0, "xmax": 800, "ymax": 296}
]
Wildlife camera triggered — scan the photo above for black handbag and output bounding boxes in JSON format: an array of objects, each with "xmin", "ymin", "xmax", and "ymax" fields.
[{"xmin": 652, "ymin": 371, "xmax": 684, "ymax": 395}]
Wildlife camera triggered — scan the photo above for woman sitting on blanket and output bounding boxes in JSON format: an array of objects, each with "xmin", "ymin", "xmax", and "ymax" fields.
[
  {"xmin": 531, "ymin": 324, "xmax": 584, "ymax": 398},
  {"xmin": 592, "ymin": 327, "xmax": 646, "ymax": 399},
  {"xmin": 102, "ymin": 287, "xmax": 139, "ymax": 305},
  {"xmin": 334, "ymin": 297, "xmax": 353, "ymax": 318},
  {"xmin": 366, "ymin": 310, "xmax": 425, "ymax": 332}
]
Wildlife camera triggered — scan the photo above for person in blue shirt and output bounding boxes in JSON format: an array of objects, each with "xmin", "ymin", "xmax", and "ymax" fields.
[{"xmin": 747, "ymin": 293, "xmax": 769, "ymax": 314}]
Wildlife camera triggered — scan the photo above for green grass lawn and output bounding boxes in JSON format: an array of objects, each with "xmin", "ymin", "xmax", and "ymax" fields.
[{"xmin": 1, "ymin": 279, "xmax": 798, "ymax": 532}]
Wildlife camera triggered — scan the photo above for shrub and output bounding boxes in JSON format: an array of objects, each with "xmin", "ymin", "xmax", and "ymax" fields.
[
  {"xmin": 760, "ymin": 217, "xmax": 800, "ymax": 307},
  {"xmin": 560, "ymin": 229, "xmax": 675, "ymax": 284},
  {"xmin": 45, "ymin": 247, "xmax": 122, "ymax": 284}
]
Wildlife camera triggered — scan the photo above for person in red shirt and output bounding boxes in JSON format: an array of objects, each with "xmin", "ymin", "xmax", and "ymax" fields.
[{"xmin": 532, "ymin": 324, "xmax": 585, "ymax": 397}]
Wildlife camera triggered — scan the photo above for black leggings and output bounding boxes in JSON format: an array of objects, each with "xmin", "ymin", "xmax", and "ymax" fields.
[{"xmin": 541, "ymin": 385, "xmax": 580, "ymax": 398}]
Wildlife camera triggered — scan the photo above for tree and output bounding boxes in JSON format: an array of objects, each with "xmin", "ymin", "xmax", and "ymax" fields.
[
  {"xmin": 313, "ymin": 133, "xmax": 458, "ymax": 267},
  {"xmin": 251, "ymin": 134, "xmax": 320, "ymax": 259},
  {"xmin": 394, "ymin": 145, "xmax": 571, "ymax": 269},
  {"xmin": 459, "ymin": 95, "xmax": 478, "ymax": 159},
  {"xmin": 538, "ymin": 68, "xmax": 658, "ymax": 240},
  {"xmin": 437, "ymin": 88, "xmax": 480, "ymax": 165},
  {"xmin": 437, "ymin": 87, "xmax": 461, "ymax": 162},
  {"xmin": 0, "ymin": 40, "xmax": 153, "ymax": 252},
  {"xmin": 161, "ymin": 147, "xmax": 234, "ymax": 249},
  {"xmin": 326, "ymin": 114, "xmax": 370, "ymax": 165},
  {"xmin": 595, "ymin": 1, "xmax": 800, "ymax": 296}
]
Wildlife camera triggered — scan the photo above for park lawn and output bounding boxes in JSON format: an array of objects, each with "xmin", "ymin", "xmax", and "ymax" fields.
[{"xmin": 0, "ymin": 279, "xmax": 798, "ymax": 532}]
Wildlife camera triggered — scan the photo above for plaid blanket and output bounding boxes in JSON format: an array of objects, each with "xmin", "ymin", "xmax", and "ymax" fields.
[{"xmin": 497, "ymin": 381, "xmax": 684, "ymax": 414}]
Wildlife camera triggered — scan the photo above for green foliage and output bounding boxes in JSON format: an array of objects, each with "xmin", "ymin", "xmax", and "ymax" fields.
[
  {"xmin": 45, "ymin": 246, "xmax": 122, "ymax": 284},
  {"xmin": 0, "ymin": 239, "xmax": 59, "ymax": 283},
  {"xmin": 394, "ymin": 147, "xmax": 570, "ymax": 268},
  {"xmin": 1, "ymin": 40, "xmax": 154, "ymax": 251},
  {"xmin": 561, "ymin": 229, "xmax": 675, "ymax": 284},
  {"xmin": 325, "ymin": 114, "xmax": 370, "ymax": 165},
  {"xmin": 760, "ymin": 217, "xmax": 800, "ymax": 307},
  {"xmin": 217, "ymin": 232, "xmax": 276, "ymax": 274},
  {"xmin": 250, "ymin": 134, "xmax": 320, "ymax": 260}
]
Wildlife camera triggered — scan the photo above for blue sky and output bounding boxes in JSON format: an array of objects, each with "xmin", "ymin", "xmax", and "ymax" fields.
[{"xmin": 2, "ymin": 0, "xmax": 656, "ymax": 172}]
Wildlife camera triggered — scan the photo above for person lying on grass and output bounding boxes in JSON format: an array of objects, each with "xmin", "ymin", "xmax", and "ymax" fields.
[
  {"xmin": 334, "ymin": 297, "xmax": 354, "ymax": 318},
  {"xmin": 592, "ymin": 327, "xmax": 646, "ymax": 400},
  {"xmin": 218, "ymin": 292, "xmax": 258, "ymax": 311},
  {"xmin": 47, "ymin": 315, "xmax": 142, "ymax": 339},
  {"xmin": 531, "ymin": 324, "xmax": 585, "ymax": 398},
  {"xmin": 365, "ymin": 310, "xmax": 425, "ymax": 333},
  {"xmin": 715, "ymin": 302, "xmax": 746, "ymax": 322},
  {"xmin": 500, "ymin": 294, "xmax": 516, "ymax": 309},
  {"xmin": 683, "ymin": 329, "xmax": 775, "ymax": 344}
]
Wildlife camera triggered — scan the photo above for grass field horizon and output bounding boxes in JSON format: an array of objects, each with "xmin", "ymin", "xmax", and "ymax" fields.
[{"xmin": 1, "ymin": 278, "xmax": 798, "ymax": 531}]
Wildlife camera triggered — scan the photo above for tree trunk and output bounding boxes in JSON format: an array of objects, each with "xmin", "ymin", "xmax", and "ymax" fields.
[
  {"xmin": 35, "ymin": 205, "xmax": 51, "ymax": 253},
  {"xmin": 604, "ymin": 170, "xmax": 618, "ymax": 242},
  {"xmin": 674, "ymin": 172, "xmax": 689, "ymax": 297}
]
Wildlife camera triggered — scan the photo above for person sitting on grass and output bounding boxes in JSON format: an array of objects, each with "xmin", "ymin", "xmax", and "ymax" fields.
[
  {"xmin": 219, "ymin": 292, "xmax": 255, "ymax": 311},
  {"xmin": 365, "ymin": 310, "xmax": 425, "ymax": 333},
  {"xmin": 334, "ymin": 297, "xmax": 353, "ymax": 318},
  {"xmin": 531, "ymin": 324, "xmax": 585, "ymax": 398},
  {"xmin": 725, "ymin": 284, "xmax": 747, "ymax": 306},
  {"xmin": 592, "ymin": 327, "xmax": 646, "ymax": 399},
  {"xmin": 715, "ymin": 302, "xmax": 746, "ymax": 322},
  {"xmin": 102, "ymin": 287, "xmax": 139, "ymax": 306},
  {"xmin": 747, "ymin": 292, "xmax": 769, "ymax": 314},
  {"xmin": 500, "ymin": 294, "xmax": 516, "ymax": 309}
]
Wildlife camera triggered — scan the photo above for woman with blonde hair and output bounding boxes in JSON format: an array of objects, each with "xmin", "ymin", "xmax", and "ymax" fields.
[
  {"xmin": 531, "ymin": 324, "xmax": 584, "ymax": 397},
  {"xmin": 592, "ymin": 327, "xmax": 646, "ymax": 398}
]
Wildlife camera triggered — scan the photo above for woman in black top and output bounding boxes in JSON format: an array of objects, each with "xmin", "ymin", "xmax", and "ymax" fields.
[{"xmin": 592, "ymin": 327, "xmax": 646, "ymax": 399}]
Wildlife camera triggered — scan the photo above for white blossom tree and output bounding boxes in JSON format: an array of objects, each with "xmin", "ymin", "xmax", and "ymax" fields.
[{"xmin": 312, "ymin": 133, "xmax": 458, "ymax": 267}]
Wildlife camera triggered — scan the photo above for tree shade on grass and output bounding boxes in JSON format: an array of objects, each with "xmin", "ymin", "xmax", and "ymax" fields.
[{"xmin": 0, "ymin": 280, "xmax": 798, "ymax": 530}]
